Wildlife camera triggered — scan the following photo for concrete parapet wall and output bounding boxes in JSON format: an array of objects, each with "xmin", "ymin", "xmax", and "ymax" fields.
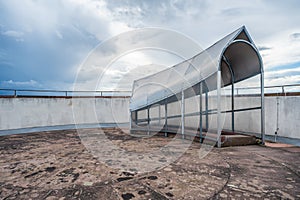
[
  {"xmin": 0, "ymin": 97, "xmax": 130, "ymax": 131},
  {"xmin": 265, "ymin": 96, "xmax": 300, "ymax": 139},
  {"xmin": 223, "ymin": 96, "xmax": 300, "ymax": 139},
  {"xmin": 0, "ymin": 96, "xmax": 299, "ymax": 140}
]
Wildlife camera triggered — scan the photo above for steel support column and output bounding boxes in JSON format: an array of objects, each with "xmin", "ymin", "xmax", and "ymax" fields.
[
  {"xmin": 181, "ymin": 90, "xmax": 185, "ymax": 139},
  {"xmin": 261, "ymin": 71, "xmax": 265, "ymax": 144},
  {"xmin": 129, "ymin": 111, "xmax": 133, "ymax": 134},
  {"xmin": 135, "ymin": 111, "xmax": 138, "ymax": 126},
  {"xmin": 165, "ymin": 99, "xmax": 168, "ymax": 137},
  {"xmin": 217, "ymin": 70, "xmax": 222, "ymax": 148},
  {"xmin": 158, "ymin": 105, "xmax": 161, "ymax": 126},
  {"xmin": 231, "ymin": 82, "xmax": 235, "ymax": 132},
  {"xmin": 199, "ymin": 82, "xmax": 203, "ymax": 143},
  {"xmin": 205, "ymin": 84, "xmax": 209, "ymax": 131},
  {"xmin": 147, "ymin": 107, "xmax": 150, "ymax": 135}
]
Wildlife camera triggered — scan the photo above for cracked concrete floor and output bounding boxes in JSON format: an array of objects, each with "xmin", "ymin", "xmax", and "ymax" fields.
[{"xmin": 0, "ymin": 128, "xmax": 299, "ymax": 199}]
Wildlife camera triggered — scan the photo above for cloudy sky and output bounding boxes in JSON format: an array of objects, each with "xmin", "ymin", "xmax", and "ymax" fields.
[{"xmin": 0, "ymin": 0, "xmax": 300, "ymax": 91}]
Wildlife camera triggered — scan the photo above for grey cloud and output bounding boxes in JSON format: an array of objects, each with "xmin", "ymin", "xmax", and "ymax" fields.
[
  {"xmin": 1, "ymin": 0, "xmax": 300, "ymax": 90},
  {"xmin": 1, "ymin": 80, "xmax": 40, "ymax": 88},
  {"xmin": 266, "ymin": 71, "xmax": 300, "ymax": 79},
  {"xmin": 106, "ymin": 0, "xmax": 209, "ymax": 27},
  {"xmin": 221, "ymin": 8, "xmax": 241, "ymax": 16},
  {"xmin": 290, "ymin": 33, "xmax": 300, "ymax": 40},
  {"xmin": 99, "ymin": 63, "xmax": 168, "ymax": 90},
  {"xmin": 258, "ymin": 46, "xmax": 272, "ymax": 51},
  {"xmin": 2, "ymin": 30, "xmax": 24, "ymax": 38}
]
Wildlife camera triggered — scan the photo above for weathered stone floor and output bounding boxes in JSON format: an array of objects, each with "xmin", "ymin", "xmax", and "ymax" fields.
[{"xmin": 0, "ymin": 128, "xmax": 299, "ymax": 199}]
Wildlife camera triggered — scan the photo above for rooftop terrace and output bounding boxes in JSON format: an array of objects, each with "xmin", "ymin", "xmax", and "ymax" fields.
[{"xmin": 0, "ymin": 128, "xmax": 299, "ymax": 199}]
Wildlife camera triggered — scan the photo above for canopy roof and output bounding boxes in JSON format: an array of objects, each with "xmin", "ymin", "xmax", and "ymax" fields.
[{"xmin": 130, "ymin": 26, "xmax": 263, "ymax": 111}]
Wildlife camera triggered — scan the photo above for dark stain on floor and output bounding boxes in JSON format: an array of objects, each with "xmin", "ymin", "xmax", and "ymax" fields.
[{"xmin": 0, "ymin": 128, "xmax": 299, "ymax": 199}]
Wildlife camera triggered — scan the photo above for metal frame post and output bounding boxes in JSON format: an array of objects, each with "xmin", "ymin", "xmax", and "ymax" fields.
[
  {"xmin": 217, "ymin": 70, "xmax": 222, "ymax": 148},
  {"xmin": 129, "ymin": 111, "xmax": 133, "ymax": 131},
  {"xmin": 261, "ymin": 71, "xmax": 265, "ymax": 144},
  {"xmin": 199, "ymin": 82, "xmax": 203, "ymax": 143},
  {"xmin": 165, "ymin": 99, "xmax": 168, "ymax": 137},
  {"xmin": 135, "ymin": 111, "xmax": 138, "ymax": 126},
  {"xmin": 205, "ymin": 84, "xmax": 209, "ymax": 131},
  {"xmin": 147, "ymin": 107, "xmax": 150, "ymax": 135},
  {"xmin": 158, "ymin": 104, "xmax": 161, "ymax": 126},
  {"xmin": 232, "ymin": 82, "xmax": 235, "ymax": 132},
  {"xmin": 181, "ymin": 90, "xmax": 185, "ymax": 139}
]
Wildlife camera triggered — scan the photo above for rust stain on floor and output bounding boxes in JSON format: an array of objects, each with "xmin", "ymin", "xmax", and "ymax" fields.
[{"xmin": 0, "ymin": 128, "xmax": 299, "ymax": 199}]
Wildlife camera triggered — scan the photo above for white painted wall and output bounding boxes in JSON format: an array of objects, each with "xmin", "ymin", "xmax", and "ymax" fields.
[
  {"xmin": 223, "ymin": 96, "xmax": 300, "ymax": 139},
  {"xmin": 0, "ymin": 96, "xmax": 299, "ymax": 139},
  {"xmin": 265, "ymin": 96, "xmax": 300, "ymax": 139},
  {"xmin": 0, "ymin": 97, "xmax": 130, "ymax": 130}
]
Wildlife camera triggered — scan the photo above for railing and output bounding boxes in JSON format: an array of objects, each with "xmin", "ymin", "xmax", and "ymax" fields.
[
  {"xmin": 0, "ymin": 83, "xmax": 299, "ymax": 97},
  {"xmin": 0, "ymin": 88, "xmax": 132, "ymax": 97},
  {"xmin": 227, "ymin": 83, "xmax": 300, "ymax": 95}
]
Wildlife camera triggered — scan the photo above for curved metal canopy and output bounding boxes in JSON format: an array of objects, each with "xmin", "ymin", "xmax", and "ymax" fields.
[{"xmin": 130, "ymin": 26, "xmax": 263, "ymax": 111}]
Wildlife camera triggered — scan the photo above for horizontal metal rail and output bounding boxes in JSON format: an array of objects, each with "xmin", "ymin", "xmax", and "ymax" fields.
[
  {"xmin": 131, "ymin": 126, "xmax": 219, "ymax": 142},
  {"xmin": 1, "ymin": 83, "xmax": 299, "ymax": 97},
  {"xmin": 0, "ymin": 88, "xmax": 131, "ymax": 97},
  {"xmin": 227, "ymin": 83, "xmax": 300, "ymax": 95},
  {"xmin": 135, "ymin": 106, "xmax": 261, "ymax": 124}
]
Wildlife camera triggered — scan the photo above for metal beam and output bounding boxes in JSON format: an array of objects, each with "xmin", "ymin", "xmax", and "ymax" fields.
[{"xmin": 136, "ymin": 106, "xmax": 261, "ymax": 124}]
